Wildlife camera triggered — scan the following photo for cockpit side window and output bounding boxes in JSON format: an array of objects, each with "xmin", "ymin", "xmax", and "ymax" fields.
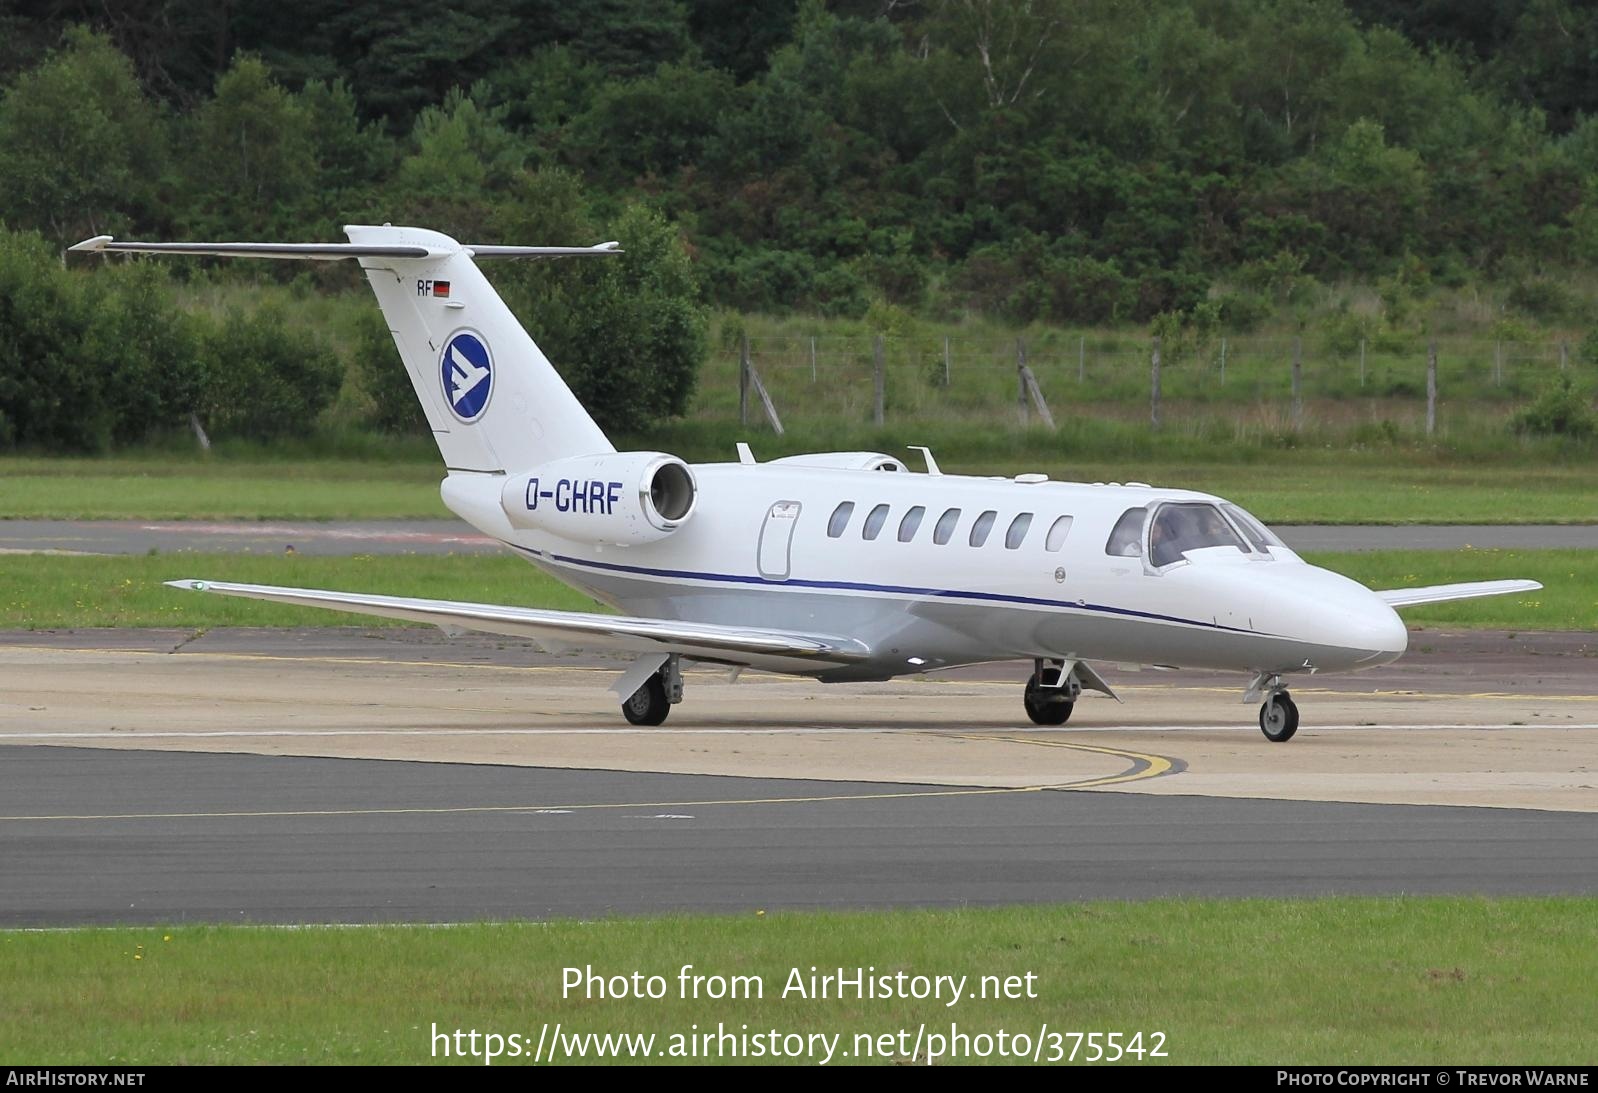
[
  {"xmin": 1149, "ymin": 503, "xmax": 1248, "ymax": 567},
  {"xmin": 1223, "ymin": 504, "xmax": 1282, "ymax": 551},
  {"xmin": 1105, "ymin": 508, "xmax": 1146, "ymax": 557}
]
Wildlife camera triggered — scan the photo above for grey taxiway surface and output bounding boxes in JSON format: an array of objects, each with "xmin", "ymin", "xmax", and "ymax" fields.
[
  {"xmin": 4, "ymin": 746, "xmax": 1596, "ymax": 927},
  {"xmin": 2, "ymin": 518, "xmax": 1594, "ymax": 555}
]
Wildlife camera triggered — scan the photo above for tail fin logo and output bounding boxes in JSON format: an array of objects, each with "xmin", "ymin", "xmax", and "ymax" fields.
[{"xmin": 440, "ymin": 331, "xmax": 493, "ymax": 422}]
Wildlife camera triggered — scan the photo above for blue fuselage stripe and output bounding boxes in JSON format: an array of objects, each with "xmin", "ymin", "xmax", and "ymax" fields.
[{"xmin": 504, "ymin": 542, "xmax": 1261, "ymax": 637}]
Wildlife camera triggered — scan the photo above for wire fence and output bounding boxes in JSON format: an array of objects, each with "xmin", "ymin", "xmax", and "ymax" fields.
[{"xmin": 703, "ymin": 334, "xmax": 1588, "ymax": 436}]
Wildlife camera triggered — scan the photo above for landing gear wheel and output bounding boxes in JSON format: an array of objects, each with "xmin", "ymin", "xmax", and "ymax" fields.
[
  {"xmin": 1258, "ymin": 691, "xmax": 1299, "ymax": 742},
  {"xmin": 1024, "ymin": 675, "xmax": 1075, "ymax": 726},
  {"xmin": 622, "ymin": 673, "xmax": 670, "ymax": 726}
]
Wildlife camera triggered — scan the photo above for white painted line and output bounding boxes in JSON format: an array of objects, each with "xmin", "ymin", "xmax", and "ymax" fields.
[{"xmin": 3, "ymin": 724, "xmax": 1596, "ymax": 740}]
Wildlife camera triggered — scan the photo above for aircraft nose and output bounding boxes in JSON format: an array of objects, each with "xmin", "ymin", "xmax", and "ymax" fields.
[
  {"xmin": 1315, "ymin": 586, "xmax": 1408, "ymax": 666},
  {"xmin": 1356, "ymin": 599, "xmax": 1409, "ymax": 663},
  {"xmin": 1282, "ymin": 566, "xmax": 1408, "ymax": 667}
]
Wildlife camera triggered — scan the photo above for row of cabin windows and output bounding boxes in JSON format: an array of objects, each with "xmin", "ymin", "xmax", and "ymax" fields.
[{"xmin": 827, "ymin": 502, "xmax": 1073, "ymax": 552}]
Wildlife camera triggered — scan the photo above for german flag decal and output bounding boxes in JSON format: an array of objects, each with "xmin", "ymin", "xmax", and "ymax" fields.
[{"xmin": 433, "ymin": 281, "xmax": 451, "ymax": 298}]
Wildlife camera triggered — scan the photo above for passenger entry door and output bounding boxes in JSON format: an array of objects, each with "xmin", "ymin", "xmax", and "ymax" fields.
[{"xmin": 757, "ymin": 501, "xmax": 802, "ymax": 580}]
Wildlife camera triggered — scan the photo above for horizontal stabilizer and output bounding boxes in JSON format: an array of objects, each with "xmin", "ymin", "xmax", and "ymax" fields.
[
  {"xmin": 165, "ymin": 579, "xmax": 869, "ymax": 668},
  {"xmin": 70, "ymin": 235, "xmax": 622, "ymax": 262},
  {"xmin": 1377, "ymin": 579, "xmax": 1542, "ymax": 608}
]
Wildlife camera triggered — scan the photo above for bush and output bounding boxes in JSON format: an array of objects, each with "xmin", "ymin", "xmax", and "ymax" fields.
[
  {"xmin": 0, "ymin": 229, "xmax": 201, "ymax": 452},
  {"xmin": 1510, "ymin": 374, "xmax": 1597, "ymax": 439},
  {"xmin": 199, "ymin": 305, "xmax": 342, "ymax": 441},
  {"xmin": 352, "ymin": 307, "xmax": 428, "ymax": 436},
  {"xmin": 1505, "ymin": 278, "xmax": 1575, "ymax": 323}
]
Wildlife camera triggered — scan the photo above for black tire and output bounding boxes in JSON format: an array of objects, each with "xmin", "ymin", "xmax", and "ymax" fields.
[
  {"xmin": 1258, "ymin": 692, "xmax": 1299, "ymax": 742},
  {"xmin": 1024, "ymin": 676, "xmax": 1075, "ymax": 726},
  {"xmin": 622, "ymin": 674, "xmax": 670, "ymax": 726}
]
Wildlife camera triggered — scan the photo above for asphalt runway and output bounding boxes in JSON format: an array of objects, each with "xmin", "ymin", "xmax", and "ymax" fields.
[
  {"xmin": 4, "ymin": 746, "xmax": 1596, "ymax": 927},
  {"xmin": 2, "ymin": 518, "xmax": 1593, "ymax": 555},
  {"xmin": 4, "ymin": 625, "xmax": 1595, "ymax": 926}
]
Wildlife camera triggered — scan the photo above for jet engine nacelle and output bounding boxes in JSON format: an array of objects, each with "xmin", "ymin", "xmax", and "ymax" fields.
[{"xmin": 499, "ymin": 452, "xmax": 697, "ymax": 546}]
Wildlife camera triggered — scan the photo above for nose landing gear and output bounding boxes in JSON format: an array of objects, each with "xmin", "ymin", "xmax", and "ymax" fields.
[{"xmin": 1258, "ymin": 690, "xmax": 1299, "ymax": 742}]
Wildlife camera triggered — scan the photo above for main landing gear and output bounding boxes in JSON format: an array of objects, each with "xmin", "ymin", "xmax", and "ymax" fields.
[
  {"xmin": 621, "ymin": 655, "xmax": 684, "ymax": 726},
  {"xmin": 1023, "ymin": 658, "xmax": 1079, "ymax": 726}
]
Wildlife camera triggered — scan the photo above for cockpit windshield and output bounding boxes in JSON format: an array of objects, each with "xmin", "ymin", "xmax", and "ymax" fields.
[
  {"xmin": 1149, "ymin": 503, "xmax": 1248, "ymax": 567},
  {"xmin": 1221, "ymin": 503, "xmax": 1283, "ymax": 551}
]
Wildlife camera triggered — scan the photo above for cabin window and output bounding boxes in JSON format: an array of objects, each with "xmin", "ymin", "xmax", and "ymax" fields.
[
  {"xmin": 933, "ymin": 507, "xmax": 961, "ymax": 545},
  {"xmin": 1044, "ymin": 515, "xmax": 1073, "ymax": 552},
  {"xmin": 897, "ymin": 505, "xmax": 926, "ymax": 542},
  {"xmin": 1223, "ymin": 503, "xmax": 1282, "ymax": 551},
  {"xmin": 1005, "ymin": 512, "xmax": 1034, "ymax": 550},
  {"xmin": 827, "ymin": 502, "xmax": 855, "ymax": 538},
  {"xmin": 969, "ymin": 510, "xmax": 998, "ymax": 547},
  {"xmin": 1149, "ymin": 503, "xmax": 1248, "ymax": 567},
  {"xmin": 1105, "ymin": 508, "xmax": 1145, "ymax": 557},
  {"xmin": 862, "ymin": 503, "xmax": 890, "ymax": 541}
]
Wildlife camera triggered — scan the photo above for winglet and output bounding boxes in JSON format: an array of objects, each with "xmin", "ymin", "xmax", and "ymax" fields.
[{"xmin": 69, "ymin": 235, "xmax": 113, "ymax": 253}]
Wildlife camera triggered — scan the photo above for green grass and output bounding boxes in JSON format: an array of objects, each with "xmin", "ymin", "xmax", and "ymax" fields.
[
  {"xmin": 0, "ymin": 454, "xmax": 450, "ymax": 519},
  {"xmin": 1, "ymin": 898, "xmax": 1592, "ymax": 1064},
  {"xmin": 4, "ymin": 446, "xmax": 1598, "ymax": 523},
  {"xmin": 1, "ymin": 553, "xmax": 598, "ymax": 629},
  {"xmin": 1308, "ymin": 549, "xmax": 1598, "ymax": 631},
  {"xmin": 2, "ymin": 549, "xmax": 1590, "ymax": 632}
]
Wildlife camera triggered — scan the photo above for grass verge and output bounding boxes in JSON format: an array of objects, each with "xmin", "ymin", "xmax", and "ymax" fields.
[
  {"xmin": 1, "ymin": 898, "xmax": 1591, "ymax": 1064},
  {"xmin": 1, "ymin": 549, "xmax": 1590, "ymax": 631},
  {"xmin": 5, "ymin": 447, "xmax": 1598, "ymax": 524}
]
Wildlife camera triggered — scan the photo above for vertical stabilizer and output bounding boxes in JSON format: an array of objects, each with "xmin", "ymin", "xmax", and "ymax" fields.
[{"xmin": 346, "ymin": 225, "xmax": 614, "ymax": 473}]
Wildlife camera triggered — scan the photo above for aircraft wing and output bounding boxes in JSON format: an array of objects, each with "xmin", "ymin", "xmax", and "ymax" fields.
[
  {"xmin": 1376, "ymin": 579, "xmax": 1542, "ymax": 608},
  {"xmin": 165, "ymin": 579, "xmax": 870, "ymax": 667}
]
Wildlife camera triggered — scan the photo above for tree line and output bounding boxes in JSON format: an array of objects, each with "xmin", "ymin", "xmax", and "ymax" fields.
[
  {"xmin": 5, "ymin": 1, "xmax": 1598, "ymax": 325},
  {"xmin": 3, "ymin": 1, "xmax": 1598, "ymax": 450}
]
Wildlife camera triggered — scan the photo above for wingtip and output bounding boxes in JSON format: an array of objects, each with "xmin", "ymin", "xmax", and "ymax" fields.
[
  {"xmin": 68, "ymin": 235, "xmax": 113, "ymax": 253},
  {"xmin": 164, "ymin": 579, "xmax": 209, "ymax": 592}
]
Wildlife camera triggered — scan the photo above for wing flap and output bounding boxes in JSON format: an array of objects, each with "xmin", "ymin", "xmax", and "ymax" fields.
[
  {"xmin": 165, "ymin": 579, "xmax": 869, "ymax": 667},
  {"xmin": 1377, "ymin": 579, "xmax": 1542, "ymax": 608}
]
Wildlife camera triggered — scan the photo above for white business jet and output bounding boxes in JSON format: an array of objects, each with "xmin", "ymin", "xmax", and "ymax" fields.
[{"xmin": 72, "ymin": 226, "xmax": 1540, "ymax": 741}]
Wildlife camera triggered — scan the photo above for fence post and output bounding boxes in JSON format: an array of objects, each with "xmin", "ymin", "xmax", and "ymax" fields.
[
  {"xmin": 1426, "ymin": 339, "xmax": 1438, "ymax": 437},
  {"xmin": 1018, "ymin": 355, "xmax": 1056, "ymax": 430},
  {"xmin": 1016, "ymin": 338, "xmax": 1029, "ymax": 426},
  {"xmin": 872, "ymin": 334, "xmax": 885, "ymax": 426},
  {"xmin": 1291, "ymin": 337, "xmax": 1302, "ymax": 431},
  {"xmin": 1560, "ymin": 342, "xmax": 1568, "ymax": 372},
  {"xmin": 188, "ymin": 411, "xmax": 211, "ymax": 452},
  {"xmin": 1078, "ymin": 335, "xmax": 1085, "ymax": 384},
  {"xmin": 1494, "ymin": 340, "xmax": 1503, "ymax": 386},
  {"xmin": 809, "ymin": 336, "xmax": 817, "ymax": 383},
  {"xmin": 1150, "ymin": 336, "xmax": 1162, "ymax": 431},
  {"xmin": 1219, "ymin": 336, "xmax": 1227, "ymax": 386},
  {"xmin": 943, "ymin": 335, "xmax": 951, "ymax": 387},
  {"xmin": 739, "ymin": 333, "xmax": 750, "ymax": 426},
  {"xmin": 745, "ymin": 358, "xmax": 785, "ymax": 436},
  {"xmin": 1359, "ymin": 338, "xmax": 1366, "ymax": 388}
]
